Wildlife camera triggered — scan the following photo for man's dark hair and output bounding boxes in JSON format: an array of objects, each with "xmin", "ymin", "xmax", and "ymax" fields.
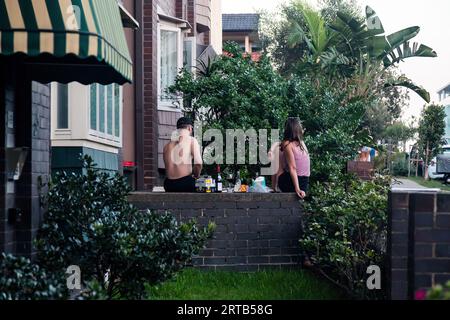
[{"xmin": 177, "ymin": 117, "xmax": 194, "ymax": 130}]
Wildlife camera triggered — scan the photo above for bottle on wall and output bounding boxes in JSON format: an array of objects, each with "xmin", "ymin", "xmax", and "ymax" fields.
[
  {"xmin": 216, "ymin": 165, "xmax": 223, "ymax": 193},
  {"xmin": 234, "ymin": 170, "xmax": 242, "ymax": 193}
]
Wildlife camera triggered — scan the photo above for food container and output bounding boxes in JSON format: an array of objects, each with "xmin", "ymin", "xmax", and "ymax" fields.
[{"xmin": 195, "ymin": 176, "xmax": 215, "ymax": 193}]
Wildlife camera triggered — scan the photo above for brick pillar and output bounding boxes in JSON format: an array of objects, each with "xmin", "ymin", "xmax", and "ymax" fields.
[
  {"xmin": 389, "ymin": 192, "xmax": 411, "ymax": 300},
  {"xmin": 187, "ymin": 0, "xmax": 197, "ymax": 37},
  {"xmin": 389, "ymin": 191, "xmax": 450, "ymax": 300},
  {"xmin": 137, "ymin": 0, "xmax": 159, "ymax": 191}
]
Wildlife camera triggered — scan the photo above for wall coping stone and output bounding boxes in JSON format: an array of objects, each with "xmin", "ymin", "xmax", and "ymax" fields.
[
  {"xmin": 391, "ymin": 190, "xmax": 447, "ymax": 195},
  {"xmin": 128, "ymin": 192, "xmax": 302, "ymax": 203}
]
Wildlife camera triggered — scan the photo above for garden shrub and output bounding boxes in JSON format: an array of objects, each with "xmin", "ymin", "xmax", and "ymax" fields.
[
  {"xmin": 36, "ymin": 155, "xmax": 214, "ymax": 300},
  {"xmin": 421, "ymin": 281, "xmax": 450, "ymax": 300},
  {"xmin": 392, "ymin": 152, "xmax": 409, "ymax": 177},
  {"xmin": 169, "ymin": 42, "xmax": 289, "ymax": 177},
  {"xmin": 0, "ymin": 253, "xmax": 67, "ymax": 300},
  {"xmin": 287, "ymin": 76, "xmax": 371, "ymax": 182},
  {"xmin": 170, "ymin": 46, "xmax": 371, "ymax": 181},
  {"xmin": 300, "ymin": 175, "xmax": 390, "ymax": 300}
]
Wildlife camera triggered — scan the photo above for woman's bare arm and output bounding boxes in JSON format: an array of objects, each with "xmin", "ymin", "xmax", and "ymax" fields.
[{"xmin": 285, "ymin": 143, "xmax": 305, "ymax": 198}]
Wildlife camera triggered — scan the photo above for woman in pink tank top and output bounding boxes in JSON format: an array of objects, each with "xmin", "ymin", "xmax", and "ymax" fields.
[{"xmin": 272, "ymin": 117, "xmax": 310, "ymax": 199}]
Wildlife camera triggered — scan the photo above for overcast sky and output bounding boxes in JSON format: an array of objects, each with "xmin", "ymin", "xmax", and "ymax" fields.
[{"xmin": 222, "ymin": 0, "xmax": 450, "ymax": 122}]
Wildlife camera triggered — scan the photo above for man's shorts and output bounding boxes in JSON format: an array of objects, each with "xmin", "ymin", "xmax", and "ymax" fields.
[{"xmin": 164, "ymin": 175, "xmax": 196, "ymax": 193}]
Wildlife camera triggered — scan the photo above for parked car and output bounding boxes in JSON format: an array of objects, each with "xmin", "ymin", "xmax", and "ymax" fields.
[{"xmin": 429, "ymin": 145, "xmax": 450, "ymax": 180}]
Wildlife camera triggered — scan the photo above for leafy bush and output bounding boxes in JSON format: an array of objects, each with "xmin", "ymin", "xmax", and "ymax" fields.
[
  {"xmin": 287, "ymin": 76, "xmax": 371, "ymax": 182},
  {"xmin": 0, "ymin": 253, "xmax": 67, "ymax": 300},
  {"xmin": 392, "ymin": 152, "xmax": 409, "ymax": 177},
  {"xmin": 420, "ymin": 281, "xmax": 450, "ymax": 300},
  {"xmin": 171, "ymin": 46, "xmax": 370, "ymax": 181},
  {"xmin": 300, "ymin": 175, "xmax": 390, "ymax": 299},
  {"xmin": 36, "ymin": 156, "xmax": 214, "ymax": 300},
  {"xmin": 170, "ymin": 42, "xmax": 288, "ymax": 177},
  {"xmin": 171, "ymin": 42, "xmax": 288, "ymax": 131}
]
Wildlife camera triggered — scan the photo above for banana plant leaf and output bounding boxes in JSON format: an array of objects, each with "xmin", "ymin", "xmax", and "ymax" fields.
[
  {"xmin": 365, "ymin": 6, "xmax": 385, "ymax": 36},
  {"xmin": 366, "ymin": 36, "xmax": 389, "ymax": 58},
  {"xmin": 386, "ymin": 26, "xmax": 420, "ymax": 50},
  {"xmin": 332, "ymin": 6, "xmax": 437, "ymax": 68},
  {"xmin": 383, "ymin": 41, "xmax": 437, "ymax": 67},
  {"xmin": 385, "ymin": 78, "xmax": 431, "ymax": 103},
  {"xmin": 336, "ymin": 11, "xmax": 365, "ymax": 34},
  {"xmin": 287, "ymin": 21, "xmax": 312, "ymax": 49}
]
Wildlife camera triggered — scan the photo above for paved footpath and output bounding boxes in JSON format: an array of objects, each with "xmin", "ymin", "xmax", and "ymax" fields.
[{"xmin": 392, "ymin": 178, "xmax": 439, "ymax": 191}]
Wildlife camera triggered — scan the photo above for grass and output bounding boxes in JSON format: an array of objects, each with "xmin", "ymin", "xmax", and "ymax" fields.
[
  {"xmin": 147, "ymin": 268, "xmax": 344, "ymax": 300},
  {"xmin": 406, "ymin": 176, "xmax": 450, "ymax": 192}
]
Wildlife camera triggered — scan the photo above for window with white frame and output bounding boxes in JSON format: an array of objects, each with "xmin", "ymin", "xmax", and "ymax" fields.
[
  {"xmin": 56, "ymin": 83, "xmax": 69, "ymax": 129},
  {"xmin": 158, "ymin": 22, "xmax": 182, "ymax": 109},
  {"xmin": 89, "ymin": 83, "xmax": 122, "ymax": 142},
  {"xmin": 183, "ymin": 37, "xmax": 196, "ymax": 72}
]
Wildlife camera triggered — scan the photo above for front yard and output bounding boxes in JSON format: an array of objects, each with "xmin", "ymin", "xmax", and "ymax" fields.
[{"xmin": 147, "ymin": 269, "xmax": 344, "ymax": 300}]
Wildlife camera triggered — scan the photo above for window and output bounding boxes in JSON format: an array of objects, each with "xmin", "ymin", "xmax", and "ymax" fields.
[
  {"xmin": 160, "ymin": 30, "xmax": 178, "ymax": 103},
  {"xmin": 89, "ymin": 83, "xmax": 121, "ymax": 140},
  {"xmin": 90, "ymin": 85, "xmax": 97, "ymax": 130},
  {"xmin": 183, "ymin": 37, "xmax": 196, "ymax": 72},
  {"xmin": 99, "ymin": 84, "xmax": 105, "ymax": 132},
  {"xmin": 107, "ymin": 85, "xmax": 113, "ymax": 135},
  {"xmin": 57, "ymin": 83, "xmax": 69, "ymax": 129},
  {"xmin": 114, "ymin": 84, "xmax": 120, "ymax": 137},
  {"xmin": 158, "ymin": 23, "xmax": 182, "ymax": 109},
  {"xmin": 446, "ymin": 106, "xmax": 450, "ymax": 136}
]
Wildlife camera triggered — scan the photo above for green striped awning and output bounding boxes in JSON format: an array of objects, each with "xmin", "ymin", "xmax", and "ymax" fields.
[{"xmin": 0, "ymin": 0, "xmax": 132, "ymax": 84}]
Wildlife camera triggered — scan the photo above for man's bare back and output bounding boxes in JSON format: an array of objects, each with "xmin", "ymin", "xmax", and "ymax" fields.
[
  {"xmin": 163, "ymin": 134, "xmax": 202, "ymax": 179},
  {"xmin": 162, "ymin": 117, "xmax": 202, "ymax": 193}
]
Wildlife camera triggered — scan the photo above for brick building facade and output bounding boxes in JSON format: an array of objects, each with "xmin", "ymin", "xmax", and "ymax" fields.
[
  {"xmin": 129, "ymin": 0, "xmax": 222, "ymax": 191},
  {"xmin": 0, "ymin": 0, "xmax": 134, "ymax": 257}
]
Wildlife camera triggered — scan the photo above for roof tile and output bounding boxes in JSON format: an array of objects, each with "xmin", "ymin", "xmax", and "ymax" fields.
[{"xmin": 222, "ymin": 14, "xmax": 260, "ymax": 32}]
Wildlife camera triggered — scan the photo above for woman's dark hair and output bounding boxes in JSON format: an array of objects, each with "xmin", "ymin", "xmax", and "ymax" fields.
[{"xmin": 281, "ymin": 117, "xmax": 306, "ymax": 152}]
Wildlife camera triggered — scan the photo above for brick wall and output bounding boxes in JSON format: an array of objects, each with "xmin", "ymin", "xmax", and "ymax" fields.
[
  {"xmin": 187, "ymin": 0, "xmax": 197, "ymax": 37},
  {"xmin": 176, "ymin": 0, "xmax": 187, "ymax": 19},
  {"xmin": 128, "ymin": 193, "xmax": 303, "ymax": 271},
  {"xmin": 389, "ymin": 191, "xmax": 450, "ymax": 300}
]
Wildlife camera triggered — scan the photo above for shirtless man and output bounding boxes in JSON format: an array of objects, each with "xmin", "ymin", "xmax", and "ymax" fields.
[{"xmin": 163, "ymin": 117, "xmax": 202, "ymax": 192}]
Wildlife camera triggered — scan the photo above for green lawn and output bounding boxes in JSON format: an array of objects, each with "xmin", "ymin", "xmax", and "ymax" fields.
[
  {"xmin": 147, "ymin": 268, "xmax": 344, "ymax": 300},
  {"xmin": 407, "ymin": 176, "xmax": 450, "ymax": 192}
]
